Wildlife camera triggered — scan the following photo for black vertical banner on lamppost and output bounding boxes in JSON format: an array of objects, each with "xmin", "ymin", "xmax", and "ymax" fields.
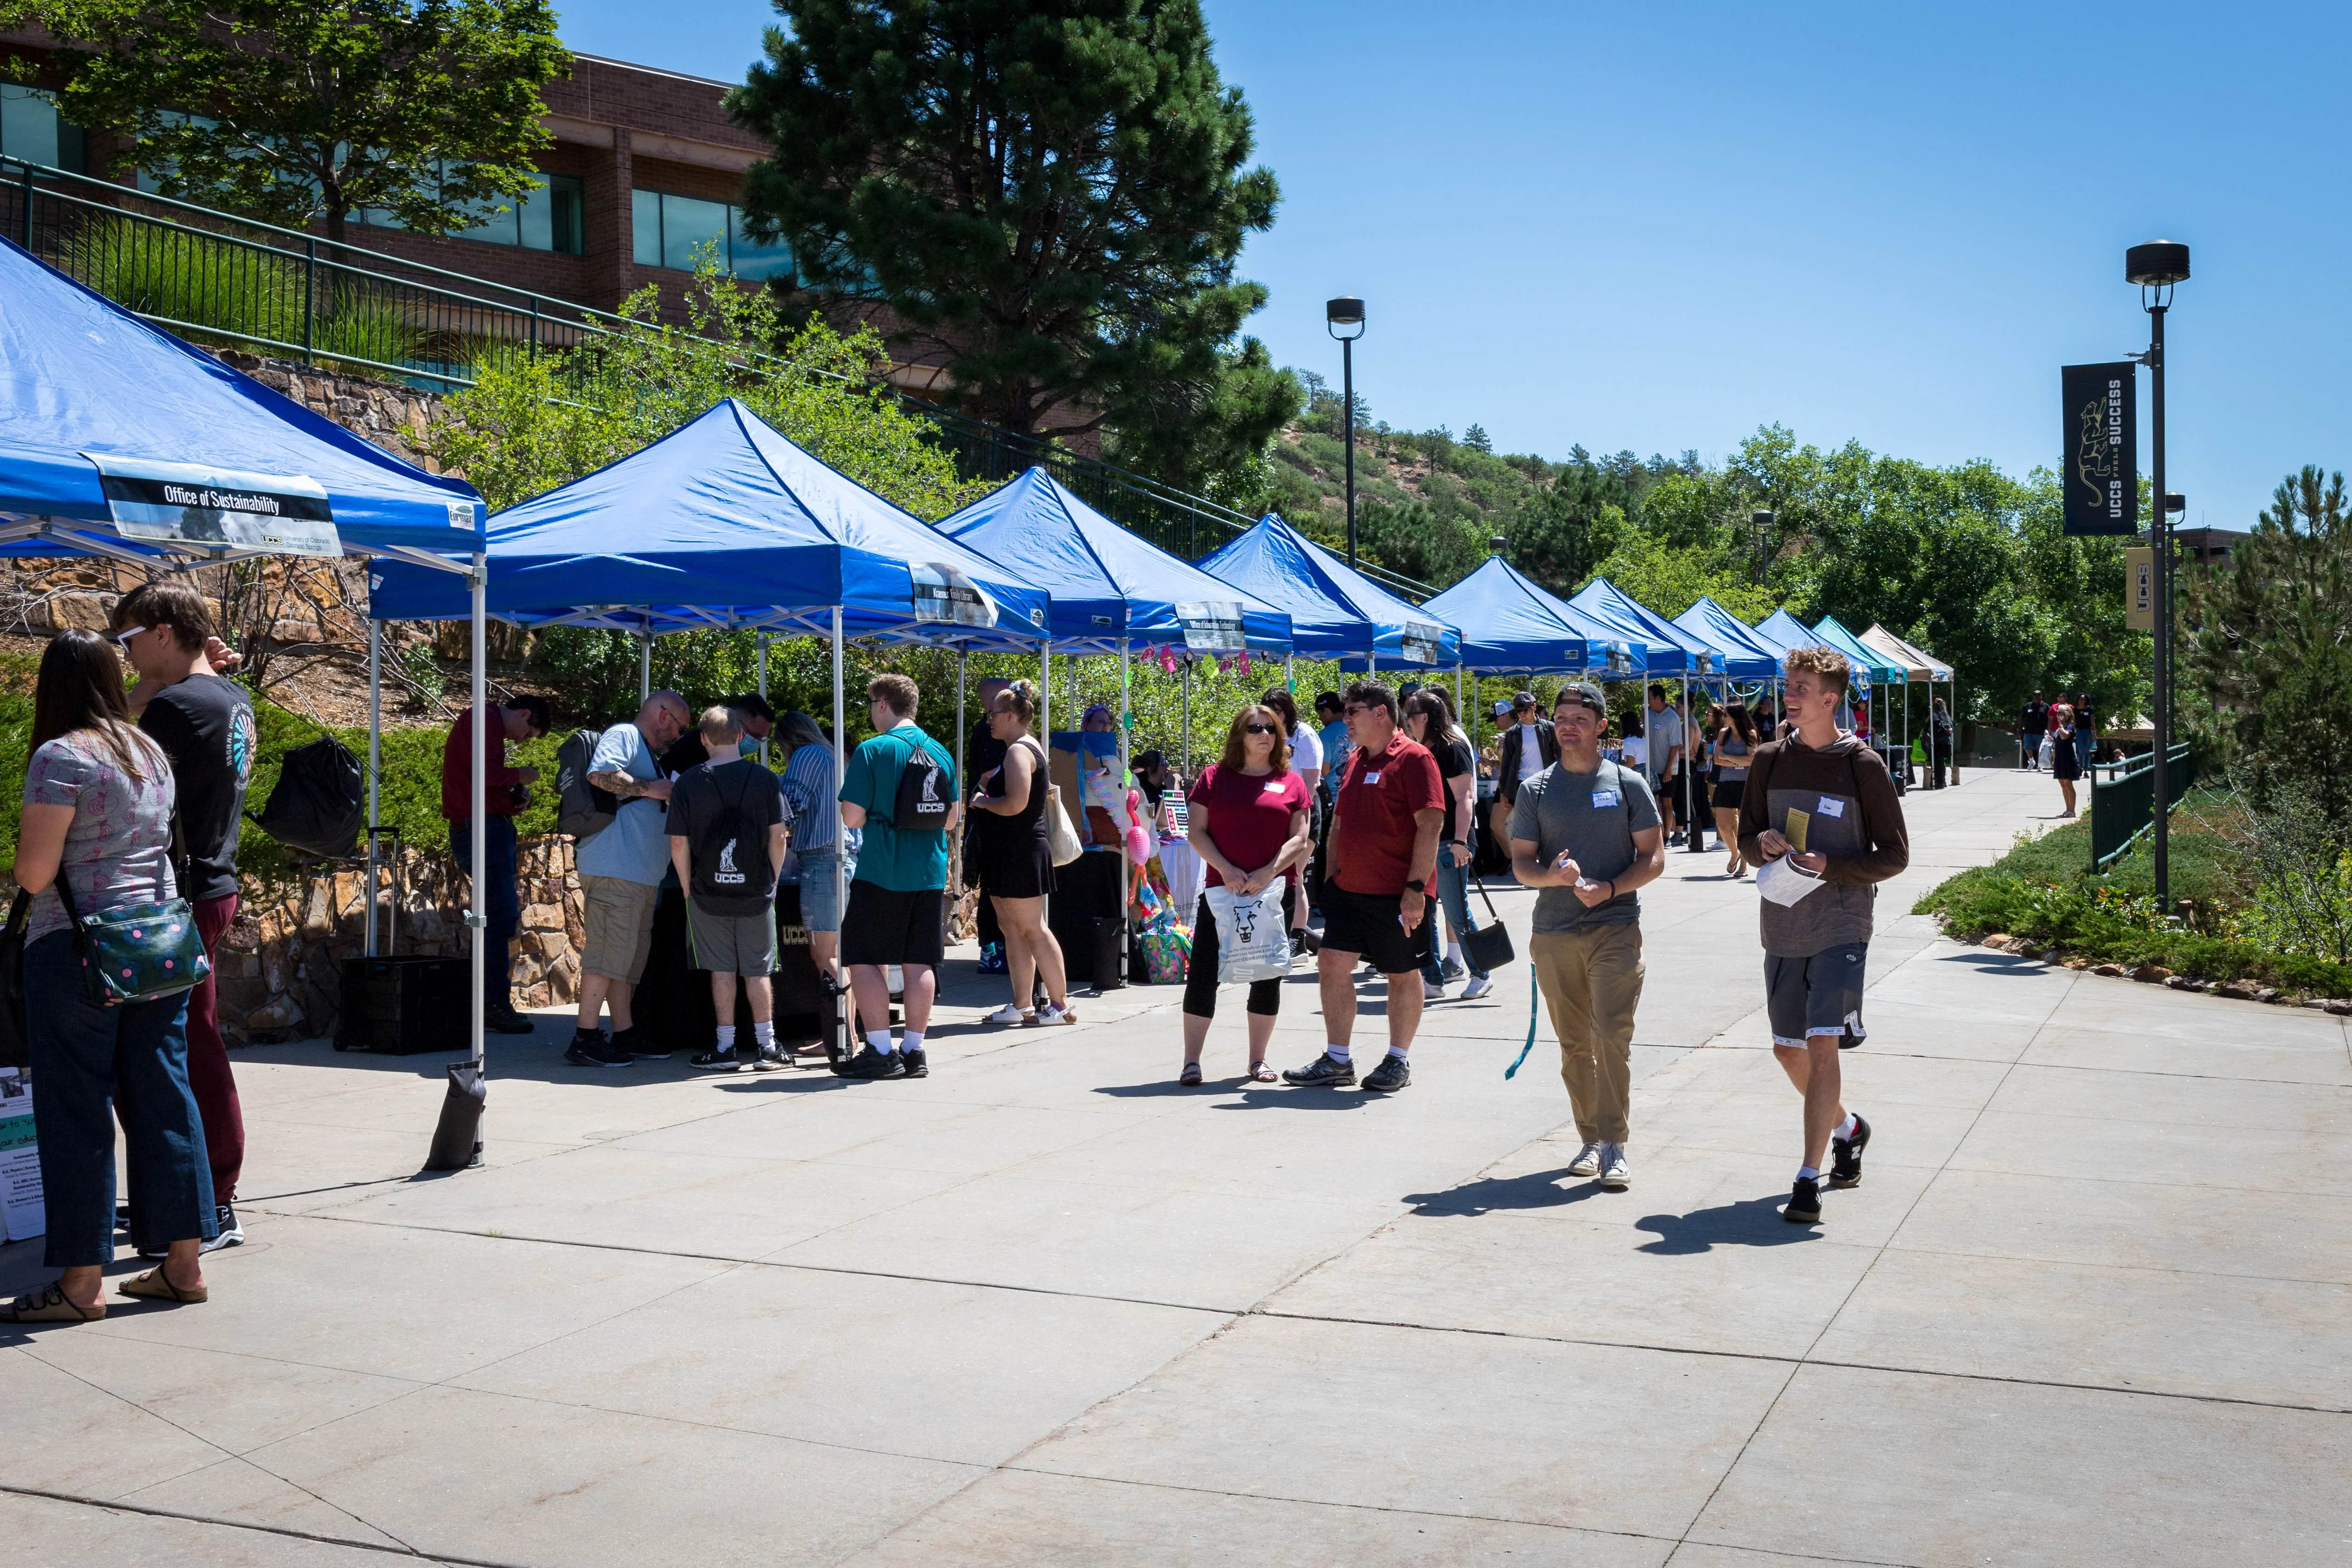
[{"xmin": 2061, "ymin": 361, "xmax": 2138, "ymax": 535}]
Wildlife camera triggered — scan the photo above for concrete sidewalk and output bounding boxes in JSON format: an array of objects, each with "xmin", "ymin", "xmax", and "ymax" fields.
[{"xmin": 5, "ymin": 768, "xmax": 2347, "ymax": 1566}]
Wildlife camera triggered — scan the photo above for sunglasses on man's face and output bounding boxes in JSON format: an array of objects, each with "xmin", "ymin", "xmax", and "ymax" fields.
[{"xmin": 113, "ymin": 625, "xmax": 147, "ymax": 649}]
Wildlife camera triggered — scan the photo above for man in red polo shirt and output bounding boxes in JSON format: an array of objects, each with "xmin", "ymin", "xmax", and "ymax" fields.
[
  {"xmin": 1284, "ymin": 679, "xmax": 1446, "ymax": 1093},
  {"xmin": 442, "ymin": 695, "xmax": 551, "ymax": 1033}
]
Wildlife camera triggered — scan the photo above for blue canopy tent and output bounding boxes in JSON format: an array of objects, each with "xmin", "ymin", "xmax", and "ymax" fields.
[
  {"xmin": 1814, "ymin": 614, "xmax": 1909, "ymax": 767},
  {"xmin": 1196, "ymin": 511, "xmax": 1458, "ymax": 669},
  {"xmin": 936, "ymin": 465, "xmax": 1291, "ymax": 776},
  {"xmin": 1673, "ymin": 597, "xmax": 1787, "ymax": 682},
  {"xmin": 370, "ymin": 399, "xmax": 1057, "ymax": 1028},
  {"xmin": 1569, "ymin": 578, "xmax": 1723, "ymax": 678},
  {"xmin": 1752, "ymin": 608, "xmax": 1843, "ymax": 672},
  {"xmin": 1422, "ymin": 555, "xmax": 1642, "ymax": 678},
  {"xmin": 0, "ymin": 234, "xmax": 504, "ymax": 1110}
]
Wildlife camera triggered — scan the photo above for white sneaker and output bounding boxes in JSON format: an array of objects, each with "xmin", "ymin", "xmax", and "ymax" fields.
[
  {"xmin": 1423, "ymin": 976, "xmax": 1445, "ymax": 1000},
  {"xmin": 1600, "ymin": 1144, "xmax": 1631, "ymax": 1191},
  {"xmin": 1460, "ymin": 974, "xmax": 1493, "ymax": 1000},
  {"xmin": 1567, "ymin": 1141, "xmax": 1603, "ymax": 1178},
  {"xmin": 983, "ymin": 1003, "xmax": 1029, "ymax": 1025}
]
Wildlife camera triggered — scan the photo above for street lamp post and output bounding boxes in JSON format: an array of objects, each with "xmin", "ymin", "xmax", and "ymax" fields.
[
  {"xmin": 1751, "ymin": 509, "xmax": 1775, "ymax": 584},
  {"xmin": 1327, "ymin": 296, "xmax": 1366, "ymax": 570},
  {"xmin": 2127, "ymin": 240, "xmax": 2188, "ymax": 909}
]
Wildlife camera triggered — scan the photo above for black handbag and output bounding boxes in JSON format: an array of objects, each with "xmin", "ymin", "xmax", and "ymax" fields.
[
  {"xmin": 0, "ymin": 889, "xmax": 30, "ymax": 1068},
  {"xmin": 1458, "ymin": 871, "xmax": 1516, "ymax": 975}
]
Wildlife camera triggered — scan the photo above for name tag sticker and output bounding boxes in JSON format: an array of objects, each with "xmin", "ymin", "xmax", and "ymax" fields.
[
  {"xmin": 1364, "ymin": 771, "xmax": 1382, "ymax": 784},
  {"xmin": 1817, "ymin": 796, "xmax": 1846, "ymax": 818},
  {"xmin": 1591, "ymin": 789, "xmax": 1620, "ymax": 808},
  {"xmin": 1263, "ymin": 780, "xmax": 1287, "ymax": 794}
]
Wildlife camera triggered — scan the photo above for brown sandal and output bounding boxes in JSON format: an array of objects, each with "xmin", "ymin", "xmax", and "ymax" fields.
[
  {"xmin": 117, "ymin": 1266, "xmax": 207, "ymax": 1305},
  {"xmin": 1, "ymin": 1283, "xmax": 104, "ymax": 1322}
]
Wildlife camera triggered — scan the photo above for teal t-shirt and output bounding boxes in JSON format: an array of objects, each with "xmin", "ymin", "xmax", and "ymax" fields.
[{"xmin": 840, "ymin": 721, "xmax": 954, "ymax": 892}]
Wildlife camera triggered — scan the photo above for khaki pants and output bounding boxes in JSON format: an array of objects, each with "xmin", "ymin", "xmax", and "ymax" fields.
[{"xmin": 1529, "ymin": 923, "xmax": 1645, "ymax": 1144}]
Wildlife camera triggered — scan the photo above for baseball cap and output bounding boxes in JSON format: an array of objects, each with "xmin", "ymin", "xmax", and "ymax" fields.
[
  {"xmin": 1555, "ymin": 681, "xmax": 1606, "ymax": 715},
  {"xmin": 1490, "ymin": 698, "xmax": 1514, "ymax": 718},
  {"xmin": 1512, "ymin": 689, "xmax": 1537, "ymax": 708}
]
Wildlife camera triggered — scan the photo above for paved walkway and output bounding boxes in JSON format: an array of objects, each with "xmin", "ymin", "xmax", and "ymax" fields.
[{"xmin": 5, "ymin": 770, "xmax": 2347, "ymax": 1566}]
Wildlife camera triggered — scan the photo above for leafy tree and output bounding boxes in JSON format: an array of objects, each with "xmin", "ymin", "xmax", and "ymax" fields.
[
  {"xmin": 2186, "ymin": 465, "xmax": 2352, "ymax": 827},
  {"xmin": 728, "ymin": 0, "xmax": 1297, "ymax": 491},
  {"xmin": 40, "ymin": 0, "xmax": 566, "ymax": 244}
]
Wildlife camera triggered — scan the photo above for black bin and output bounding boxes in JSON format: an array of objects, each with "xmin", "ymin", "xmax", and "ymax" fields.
[{"xmin": 336, "ymin": 955, "xmax": 470, "ymax": 1054}]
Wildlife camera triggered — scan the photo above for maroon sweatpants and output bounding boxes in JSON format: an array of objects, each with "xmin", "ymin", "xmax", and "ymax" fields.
[{"xmin": 186, "ymin": 893, "xmax": 245, "ymax": 1203}]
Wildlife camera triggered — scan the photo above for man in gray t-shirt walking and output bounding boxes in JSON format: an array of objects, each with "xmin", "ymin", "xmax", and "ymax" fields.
[{"xmin": 1510, "ymin": 683, "xmax": 1667, "ymax": 1191}]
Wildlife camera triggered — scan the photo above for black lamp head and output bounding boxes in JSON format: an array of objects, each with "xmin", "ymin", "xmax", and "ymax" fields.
[
  {"xmin": 2126, "ymin": 241, "xmax": 2191, "ymax": 287},
  {"xmin": 1752, "ymin": 509, "xmax": 1775, "ymax": 528},
  {"xmin": 2164, "ymin": 492, "xmax": 2187, "ymax": 516},
  {"xmin": 1325, "ymin": 296, "xmax": 1366, "ymax": 340},
  {"xmin": 1490, "ymin": 535, "xmax": 1509, "ymax": 555}
]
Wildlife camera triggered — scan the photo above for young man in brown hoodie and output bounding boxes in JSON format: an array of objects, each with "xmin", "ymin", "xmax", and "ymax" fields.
[{"xmin": 1738, "ymin": 646, "xmax": 1910, "ymax": 1224}]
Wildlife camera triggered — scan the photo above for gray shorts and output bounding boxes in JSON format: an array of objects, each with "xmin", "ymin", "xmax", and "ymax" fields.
[
  {"xmin": 688, "ymin": 903, "xmax": 778, "ymax": 976},
  {"xmin": 1764, "ymin": 943, "xmax": 1869, "ymax": 1048}
]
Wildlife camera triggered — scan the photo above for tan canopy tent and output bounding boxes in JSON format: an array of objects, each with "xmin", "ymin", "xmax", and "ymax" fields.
[{"xmin": 1860, "ymin": 624, "xmax": 1959, "ymax": 787}]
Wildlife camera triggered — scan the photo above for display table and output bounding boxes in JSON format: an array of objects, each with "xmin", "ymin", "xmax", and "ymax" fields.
[{"xmin": 637, "ymin": 882, "xmax": 828, "ymax": 1055}]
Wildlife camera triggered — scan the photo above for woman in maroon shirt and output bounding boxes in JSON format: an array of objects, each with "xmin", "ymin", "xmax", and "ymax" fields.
[{"xmin": 1179, "ymin": 704, "xmax": 1314, "ymax": 1085}]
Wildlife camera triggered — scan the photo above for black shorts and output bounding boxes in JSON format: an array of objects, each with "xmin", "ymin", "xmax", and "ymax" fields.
[
  {"xmin": 840, "ymin": 881, "xmax": 946, "ymax": 968},
  {"xmin": 1318, "ymin": 883, "xmax": 1437, "ymax": 976},
  {"xmin": 1712, "ymin": 778, "xmax": 1746, "ymax": 811}
]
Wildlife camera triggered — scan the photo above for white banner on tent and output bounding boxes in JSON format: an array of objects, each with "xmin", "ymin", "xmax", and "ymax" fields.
[
  {"xmin": 1398, "ymin": 621, "xmax": 1444, "ymax": 666},
  {"xmin": 1175, "ymin": 599, "xmax": 1246, "ymax": 651},
  {"xmin": 910, "ymin": 562, "xmax": 999, "ymax": 627},
  {"xmin": 84, "ymin": 452, "xmax": 341, "ymax": 558}
]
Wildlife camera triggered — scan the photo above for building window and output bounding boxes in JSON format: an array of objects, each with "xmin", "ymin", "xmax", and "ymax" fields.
[
  {"xmin": 0, "ymin": 84, "xmax": 88, "ymax": 174},
  {"xmin": 358, "ymin": 169, "xmax": 584, "ymax": 254},
  {"xmin": 631, "ymin": 187, "xmax": 793, "ymax": 281}
]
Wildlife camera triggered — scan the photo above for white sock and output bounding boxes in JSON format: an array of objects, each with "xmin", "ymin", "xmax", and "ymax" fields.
[
  {"xmin": 753, "ymin": 1020, "xmax": 775, "ymax": 1048},
  {"xmin": 1835, "ymin": 1111, "xmax": 1859, "ymax": 1141},
  {"xmin": 900, "ymin": 1030, "xmax": 925, "ymax": 1055},
  {"xmin": 867, "ymin": 1029, "xmax": 894, "ymax": 1055},
  {"xmin": 715, "ymin": 1024, "xmax": 736, "ymax": 1051},
  {"xmin": 1325, "ymin": 1043, "xmax": 1351, "ymax": 1064},
  {"xmin": 1446, "ymin": 941, "xmax": 1463, "ymax": 963},
  {"xmin": 1387, "ymin": 1045, "xmax": 1409, "ymax": 1062},
  {"xmin": 1797, "ymin": 1165, "xmax": 1821, "ymax": 1184}
]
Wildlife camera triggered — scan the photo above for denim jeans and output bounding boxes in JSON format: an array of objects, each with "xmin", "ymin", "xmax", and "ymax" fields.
[
  {"xmin": 1422, "ymin": 850, "xmax": 1490, "ymax": 983},
  {"xmin": 450, "ymin": 815, "xmax": 520, "ymax": 1009},
  {"xmin": 26, "ymin": 930, "xmax": 214, "ymax": 1268}
]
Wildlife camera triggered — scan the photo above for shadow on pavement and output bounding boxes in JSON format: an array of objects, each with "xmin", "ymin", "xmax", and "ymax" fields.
[
  {"xmin": 1402, "ymin": 1167, "xmax": 1606, "ymax": 1215},
  {"xmin": 1634, "ymin": 1195, "xmax": 1817, "ymax": 1252},
  {"xmin": 1934, "ymin": 951, "xmax": 2053, "ymax": 976}
]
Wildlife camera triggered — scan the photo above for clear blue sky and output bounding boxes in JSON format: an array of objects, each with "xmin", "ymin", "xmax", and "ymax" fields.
[{"xmin": 554, "ymin": 0, "xmax": 2351, "ymax": 531}]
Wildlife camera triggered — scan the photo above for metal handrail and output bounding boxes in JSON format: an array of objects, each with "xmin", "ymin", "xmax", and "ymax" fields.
[{"xmin": 2, "ymin": 154, "xmax": 1438, "ymax": 602}]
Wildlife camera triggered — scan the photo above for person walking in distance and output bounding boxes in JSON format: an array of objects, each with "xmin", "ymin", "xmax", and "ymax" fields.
[
  {"xmin": 966, "ymin": 675, "xmax": 1012, "ymax": 974},
  {"xmin": 669, "ymin": 707, "xmax": 793, "ymax": 1072},
  {"xmin": 1180, "ymin": 704, "xmax": 1313, "ymax": 1084},
  {"xmin": 1512, "ymin": 683, "xmax": 1666, "ymax": 1191},
  {"xmin": 570, "ymin": 691, "xmax": 692, "ymax": 1068},
  {"xmin": 2048, "ymin": 702, "xmax": 2081, "ymax": 818},
  {"xmin": 2019, "ymin": 691, "xmax": 2047, "ymax": 772},
  {"xmin": 967, "ymin": 680, "xmax": 1072, "ymax": 1027},
  {"xmin": 1284, "ymin": 680, "xmax": 1445, "ymax": 1094},
  {"xmin": 108, "ymin": 582, "xmax": 255, "ymax": 1253},
  {"xmin": 1487, "ymin": 691, "xmax": 1559, "ymax": 868},
  {"xmin": 1928, "ymin": 696, "xmax": 1954, "ymax": 788},
  {"xmin": 1738, "ymin": 646, "xmax": 1910, "ymax": 1225},
  {"xmin": 834, "ymin": 674, "xmax": 962, "ymax": 1080},
  {"xmin": 1644, "ymin": 685, "xmax": 1686, "ymax": 846},
  {"xmin": 440, "ymin": 693, "xmax": 551, "ymax": 1035},
  {"xmin": 1711, "ymin": 702, "xmax": 1758, "ymax": 879}
]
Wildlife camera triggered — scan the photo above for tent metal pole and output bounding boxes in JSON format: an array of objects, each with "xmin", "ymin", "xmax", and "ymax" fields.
[
  {"xmin": 1682, "ymin": 673, "xmax": 1704, "ymax": 855},
  {"xmin": 831, "ymin": 607, "xmax": 846, "ymax": 978},
  {"xmin": 467, "ymin": 552, "xmax": 487, "ymax": 1164},
  {"xmin": 757, "ymin": 633, "xmax": 769, "ymax": 767},
  {"xmin": 365, "ymin": 618, "xmax": 381, "ymax": 958},
  {"xmin": 638, "ymin": 626, "xmax": 651, "ymax": 702},
  {"xmin": 1119, "ymin": 639, "xmax": 1131, "ymax": 787},
  {"xmin": 955, "ymin": 649, "xmax": 967, "ymax": 897}
]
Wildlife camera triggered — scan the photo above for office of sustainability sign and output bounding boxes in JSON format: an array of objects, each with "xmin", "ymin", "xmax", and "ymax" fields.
[{"xmin": 2061, "ymin": 362, "xmax": 2137, "ymax": 536}]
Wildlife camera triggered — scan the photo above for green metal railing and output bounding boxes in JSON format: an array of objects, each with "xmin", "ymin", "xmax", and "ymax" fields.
[
  {"xmin": 0, "ymin": 154, "xmax": 1434, "ymax": 600},
  {"xmin": 2091, "ymin": 742, "xmax": 2194, "ymax": 871}
]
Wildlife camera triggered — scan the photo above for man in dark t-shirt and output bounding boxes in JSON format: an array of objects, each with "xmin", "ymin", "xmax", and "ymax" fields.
[
  {"xmin": 114, "ymin": 580, "xmax": 256, "ymax": 1250},
  {"xmin": 667, "ymin": 707, "xmax": 792, "ymax": 1072}
]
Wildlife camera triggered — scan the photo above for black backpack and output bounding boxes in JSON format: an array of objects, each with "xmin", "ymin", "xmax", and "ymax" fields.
[
  {"xmin": 246, "ymin": 735, "xmax": 363, "ymax": 858},
  {"xmin": 556, "ymin": 727, "xmax": 618, "ymax": 841},
  {"xmin": 689, "ymin": 765, "xmax": 778, "ymax": 903},
  {"xmin": 889, "ymin": 733, "xmax": 952, "ymax": 832}
]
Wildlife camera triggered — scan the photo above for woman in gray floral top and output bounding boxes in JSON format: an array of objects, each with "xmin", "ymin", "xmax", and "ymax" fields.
[{"xmin": 1, "ymin": 629, "xmax": 218, "ymax": 1323}]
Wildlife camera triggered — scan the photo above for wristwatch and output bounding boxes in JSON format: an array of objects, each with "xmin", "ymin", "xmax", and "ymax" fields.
[{"xmin": 1404, "ymin": 878, "xmax": 1427, "ymax": 894}]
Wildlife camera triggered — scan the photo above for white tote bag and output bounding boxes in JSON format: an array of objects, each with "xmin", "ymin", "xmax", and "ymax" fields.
[{"xmin": 1205, "ymin": 881, "xmax": 1291, "ymax": 984}]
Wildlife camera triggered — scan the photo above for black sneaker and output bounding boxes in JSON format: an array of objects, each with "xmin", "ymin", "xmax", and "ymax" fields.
[
  {"xmin": 200, "ymin": 1203, "xmax": 243, "ymax": 1254},
  {"xmin": 1361, "ymin": 1053, "xmax": 1411, "ymax": 1092},
  {"xmin": 898, "ymin": 1047, "xmax": 929, "ymax": 1079},
  {"xmin": 565, "ymin": 1030, "xmax": 634, "ymax": 1068},
  {"xmin": 1783, "ymin": 1176, "xmax": 1823, "ymax": 1224},
  {"xmin": 1829, "ymin": 1114, "xmax": 1872, "ymax": 1188},
  {"xmin": 832, "ymin": 1045, "xmax": 905, "ymax": 1080},
  {"xmin": 612, "ymin": 1026, "xmax": 671, "ymax": 1060},
  {"xmin": 753, "ymin": 1047, "xmax": 787, "ymax": 1073},
  {"xmin": 487, "ymin": 1009, "xmax": 536, "ymax": 1036},
  {"xmin": 690, "ymin": 1048, "xmax": 740, "ymax": 1072},
  {"xmin": 1282, "ymin": 1052, "xmax": 1356, "ymax": 1088}
]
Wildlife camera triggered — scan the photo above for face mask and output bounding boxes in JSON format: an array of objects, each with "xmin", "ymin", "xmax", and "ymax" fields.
[{"xmin": 739, "ymin": 735, "xmax": 762, "ymax": 757}]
